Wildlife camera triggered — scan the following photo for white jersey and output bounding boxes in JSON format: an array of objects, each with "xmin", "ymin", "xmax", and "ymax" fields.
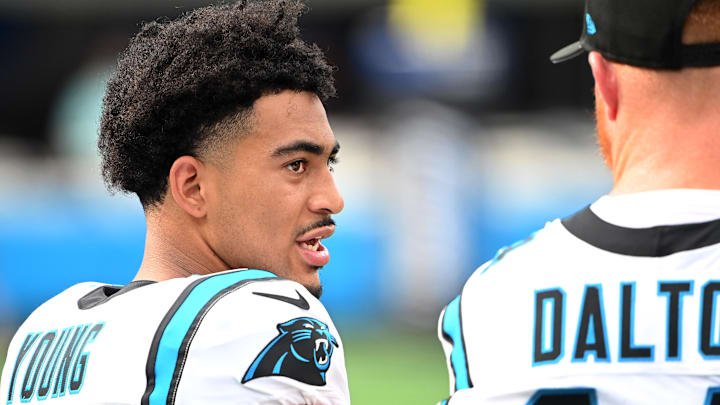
[
  {"xmin": 438, "ymin": 189, "xmax": 720, "ymax": 405},
  {"xmin": 1, "ymin": 269, "xmax": 350, "ymax": 404}
]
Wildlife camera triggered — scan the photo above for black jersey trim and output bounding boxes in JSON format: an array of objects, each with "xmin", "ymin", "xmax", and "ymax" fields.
[
  {"xmin": 165, "ymin": 278, "xmax": 281, "ymax": 403},
  {"xmin": 78, "ymin": 280, "xmax": 156, "ymax": 310},
  {"xmin": 141, "ymin": 277, "xmax": 205, "ymax": 405},
  {"xmin": 141, "ymin": 270, "xmax": 279, "ymax": 405},
  {"xmin": 562, "ymin": 205, "xmax": 720, "ymax": 257}
]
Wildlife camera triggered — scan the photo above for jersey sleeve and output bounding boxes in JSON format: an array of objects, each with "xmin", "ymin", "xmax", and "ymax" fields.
[
  {"xmin": 437, "ymin": 258, "xmax": 499, "ymax": 399},
  {"xmin": 437, "ymin": 259, "xmax": 498, "ymax": 405},
  {"xmin": 436, "ymin": 233, "xmax": 542, "ymax": 404},
  {"xmin": 142, "ymin": 272, "xmax": 349, "ymax": 405},
  {"xmin": 437, "ymin": 294, "xmax": 473, "ymax": 405}
]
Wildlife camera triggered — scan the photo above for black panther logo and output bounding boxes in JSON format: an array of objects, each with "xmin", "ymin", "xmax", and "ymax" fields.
[{"xmin": 242, "ymin": 317, "xmax": 339, "ymax": 386}]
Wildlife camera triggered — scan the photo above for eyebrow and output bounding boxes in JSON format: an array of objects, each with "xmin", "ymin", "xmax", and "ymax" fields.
[{"xmin": 272, "ymin": 140, "xmax": 340, "ymax": 157}]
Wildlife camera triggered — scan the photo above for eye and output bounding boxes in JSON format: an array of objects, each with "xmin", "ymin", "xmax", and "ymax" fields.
[
  {"xmin": 327, "ymin": 156, "xmax": 339, "ymax": 173},
  {"xmin": 303, "ymin": 323, "xmax": 314, "ymax": 328},
  {"xmin": 287, "ymin": 160, "xmax": 307, "ymax": 174}
]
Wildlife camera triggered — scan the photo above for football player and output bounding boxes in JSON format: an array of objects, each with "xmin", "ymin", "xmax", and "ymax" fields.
[
  {"xmin": 1, "ymin": 1, "xmax": 349, "ymax": 403},
  {"xmin": 438, "ymin": 0, "xmax": 720, "ymax": 403}
]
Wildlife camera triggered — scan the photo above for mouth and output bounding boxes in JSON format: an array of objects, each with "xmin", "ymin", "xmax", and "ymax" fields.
[
  {"xmin": 296, "ymin": 225, "xmax": 334, "ymax": 268},
  {"xmin": 299, "ymin": 238, "xmax": 323, "ymax": 252},
  {"xmin": 315, "ymin": 338, "xmax": 329, "ymax": 365}
]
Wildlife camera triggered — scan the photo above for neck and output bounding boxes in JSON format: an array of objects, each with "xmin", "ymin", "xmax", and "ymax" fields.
[
  {"xmin": 606, "ymin": 66, "xmax": 720, "ymax": 195},
  {"xmin": 133, "ymin": 205, "xmax": 232, "ymax": 282},
  {"xmin": 609, "ymin": 118, "xmax": 720, "ymax": 195}
]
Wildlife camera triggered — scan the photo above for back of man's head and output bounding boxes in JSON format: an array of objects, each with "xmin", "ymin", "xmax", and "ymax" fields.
[
  {"xmin": 638, "ymin": 0, "xmax": 720, "ymax": 105},
  {"xmin": 551, "ymin": 0, "xmax": 720, "ymax": 120},
  {"xmin": 552, "ymin": 0, "xmax": 720, "ymax": 192},
  {"xmin": 551, "ymin": 0, "xmax": 720, "ymax": 69},
  {"xmin": 98, "ymin": 0, "xmax": 335, "ymax": 210}
]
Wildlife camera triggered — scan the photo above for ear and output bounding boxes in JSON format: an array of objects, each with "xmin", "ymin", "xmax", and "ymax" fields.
[
  {"xmin": 588, "ymin": 52, "xmax": 619, "ymax": 121},
  {"xmin": 168, "ymin": 156, "xmax": 208, "ymax": 219}
]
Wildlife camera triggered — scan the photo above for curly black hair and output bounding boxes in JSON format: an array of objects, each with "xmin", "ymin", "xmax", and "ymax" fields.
[{"xmin": 99, "ymin": 0, "xmax": 336, "ymax": 208}]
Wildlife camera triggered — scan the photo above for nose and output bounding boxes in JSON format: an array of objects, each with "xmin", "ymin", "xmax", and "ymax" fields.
[{"xmin": 308, "ymin": 170, "xmax": 344, "ymax": 215}]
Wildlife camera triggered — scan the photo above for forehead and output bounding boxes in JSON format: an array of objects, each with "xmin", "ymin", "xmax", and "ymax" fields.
[{"xmin": 241, "ymin": 91, "xmax": 336, "ymax": 153}]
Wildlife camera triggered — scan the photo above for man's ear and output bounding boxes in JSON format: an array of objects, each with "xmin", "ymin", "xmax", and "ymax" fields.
[
  {"xmin": 168, "ymin": 156, "xmax": 208, "ymax": 218},
  {"xmin": 589, "ymin": 51, "xmax": 619, "ymax": 121}
]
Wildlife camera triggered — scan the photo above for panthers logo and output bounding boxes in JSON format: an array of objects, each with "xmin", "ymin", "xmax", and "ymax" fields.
[{"xmin": 242, "ymin": 317, "xmax": 339, "ymax": 386}]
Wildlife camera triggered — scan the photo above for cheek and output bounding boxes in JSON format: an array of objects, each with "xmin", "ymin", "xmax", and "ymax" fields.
[
  {"xmin": 215, "ymin": 179, "xmax": 292, "ymax": 245},
  {"xmin": 209, "ymin": 191, "xmax": 250, "ymax": 254},
  {"xmin": 209, "ymin": 169, "xmax": 309, "ymax": 266},
  {"xmin": 256, "ymin": 179, "xmax": 306, "ymax": 229}
]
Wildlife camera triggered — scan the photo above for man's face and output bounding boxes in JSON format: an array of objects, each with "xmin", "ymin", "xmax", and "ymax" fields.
[{"xmin": 205, "ymin": 91, "xmax": 344, "ymax": 297}]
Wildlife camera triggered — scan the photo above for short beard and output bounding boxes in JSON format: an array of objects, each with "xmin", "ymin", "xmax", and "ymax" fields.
[{"xmin": 306, "ymin": 282, "xmax": 323, "ymax": 299}]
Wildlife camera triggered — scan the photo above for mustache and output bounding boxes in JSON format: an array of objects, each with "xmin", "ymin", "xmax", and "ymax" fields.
[{"xmin": 296, "ymin": 217, "xmax": 336, "ymax": 238}]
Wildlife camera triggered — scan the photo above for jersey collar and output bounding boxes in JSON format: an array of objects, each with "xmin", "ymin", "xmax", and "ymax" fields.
[
  {"xmin": 77, "ymin": 280, "xmax": 156, "ymax": 310},
  {"xmin": 562, "ymin": 189, "xmax": 720, "ymax": 257}
]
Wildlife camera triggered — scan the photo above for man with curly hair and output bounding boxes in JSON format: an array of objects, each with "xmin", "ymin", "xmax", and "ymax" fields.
[{"xmin": 0, "ymin": 1, "xmax": 350, "ymax": 403}]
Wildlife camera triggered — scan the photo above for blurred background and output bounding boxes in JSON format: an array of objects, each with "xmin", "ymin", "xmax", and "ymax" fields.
[{"xmin": 0, "ymin": 0, "xmax": 612, "ymax": 403}]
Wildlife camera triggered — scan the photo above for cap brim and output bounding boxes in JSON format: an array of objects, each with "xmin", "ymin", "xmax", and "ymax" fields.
[{"xmin": 550, "ymin": 41, "xmax": 585, "ymax": 64}]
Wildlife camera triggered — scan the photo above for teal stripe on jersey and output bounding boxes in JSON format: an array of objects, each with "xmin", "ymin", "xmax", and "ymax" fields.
[
  {"xmin": 148, "ymin": 270, "xmax": 276, "ymax": 405},
  {"xmin": 442, "ymin": 296, "xmax": 472, "ymax": 391}
]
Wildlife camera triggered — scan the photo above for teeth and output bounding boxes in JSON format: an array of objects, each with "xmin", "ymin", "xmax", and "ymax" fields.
[
  {"xmin": 315, "ymin": 338, "xmax": 328, "ymax": 351},
  {"xmin": 315, "ymin": 338, "xmax": 329, "ymax": 364},
  {"xmin": 300, "ymin": 239, "xmax": 320, "ymax": 251}
]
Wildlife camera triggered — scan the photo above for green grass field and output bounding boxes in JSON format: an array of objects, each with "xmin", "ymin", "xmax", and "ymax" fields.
[
  {"xmin": 0, "ymin": 328, "xmax": 448, "ymax": 404},
  {"xmin": 343, "ymin": 328, "xmax": 449, "ymax": 404}
]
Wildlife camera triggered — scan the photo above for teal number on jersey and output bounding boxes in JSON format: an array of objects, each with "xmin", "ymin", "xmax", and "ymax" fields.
[
  {"xmin": 526, "ymin": 388, "xmax": 596, "ymax": 405},
  {"xmin": 706, "ymin": 386, "xmax": 720, "ymax": 405},
  {"xmin": 527, "ymin": 387, "xmax": 720, "ymax": 404}
]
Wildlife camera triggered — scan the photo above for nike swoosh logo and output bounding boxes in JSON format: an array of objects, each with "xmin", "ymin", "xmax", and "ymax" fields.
[{"xmin": 253, "ymin": 290, "xmax": 310, "ymax": 310}]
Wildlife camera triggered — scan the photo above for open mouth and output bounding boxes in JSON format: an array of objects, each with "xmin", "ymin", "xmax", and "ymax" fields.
[
  {"xmin": 299, "ymin": 238, "xmax": 323, "ymax": 252},
  {"xmin": 295, "ymin": 225, "xmax": 333, "ymax": 267},
  {"xmin": 315, "ymin": 338, "xmax": 329, "ymax": 365}
]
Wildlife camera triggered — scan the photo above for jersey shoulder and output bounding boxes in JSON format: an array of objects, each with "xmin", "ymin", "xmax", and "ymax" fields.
[
  {"xmin": 465, "ymin": 219, "xmax": 569, "ymax": 288},
  {"xmin": 10, "ymin": 281, "xmax": 104, "ymax": 333},
  {"xmin": 146, "ymin": 269, "xmax": 349, "ymax": 404},
  {"xmin": 437, "ymin": 220, "xmax": 568, "ymax": 395},
  {"xmin": 178, "ymin": 269, "xmax": 338, "ymax": 337}
]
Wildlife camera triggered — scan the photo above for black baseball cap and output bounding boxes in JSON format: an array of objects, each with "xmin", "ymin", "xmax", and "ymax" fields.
[{"xmin": 550, "ymin": 0, "xmax": 720, "ymax": 69}]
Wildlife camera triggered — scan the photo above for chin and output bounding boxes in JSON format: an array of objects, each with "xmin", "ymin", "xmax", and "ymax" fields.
[
  {"xmin": 301, "ymin": 266, "xmax": 323, "ymax": 299},
  {"xmin": 306, "ymin": 284, "xmax": 323, "ymax": 299},
  {"xmin": 280, "ymin": 263, "xmax": 324, "ymax": 299}
]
